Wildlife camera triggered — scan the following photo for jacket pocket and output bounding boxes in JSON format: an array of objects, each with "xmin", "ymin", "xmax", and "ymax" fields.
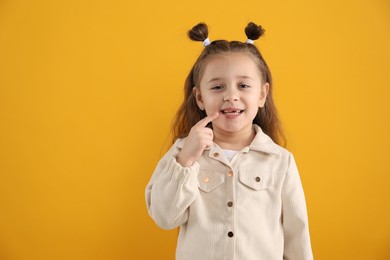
[
  {"xmin": 198, "ymin": 170, "xmax": 225, "ymax": 192},
  {"xmin": 238, "ymin": 171, "xmax": 274, "ymax": 191}
]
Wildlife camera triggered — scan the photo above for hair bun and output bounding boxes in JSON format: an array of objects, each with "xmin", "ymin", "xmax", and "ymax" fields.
[
  {"xmin": 245, "ymin": 22, "xmax": 265, "ymax": 40},
  {"xmin": 188, "ymin": 23, "xmax": 209, "ymax": 42}
]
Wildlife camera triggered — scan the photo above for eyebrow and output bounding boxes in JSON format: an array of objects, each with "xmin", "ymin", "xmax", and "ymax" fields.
[{"xmin": 207, "ymin": 75, "xmax": 255, "ymax": 83}]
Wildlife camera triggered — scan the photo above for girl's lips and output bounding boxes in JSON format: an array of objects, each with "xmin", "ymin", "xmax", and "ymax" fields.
[
  {"xmin": 220, "ymin": 108, "xmax": 244, "ymax": 119},
  {"xmin": 220, "ymin": 108, "xmax": 244, "ymax": 114}
]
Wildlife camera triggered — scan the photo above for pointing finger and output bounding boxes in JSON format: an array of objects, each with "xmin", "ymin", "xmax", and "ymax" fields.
[{"xmin": 197, "ymin": 113, "xmax": 219, "ymax": 127}]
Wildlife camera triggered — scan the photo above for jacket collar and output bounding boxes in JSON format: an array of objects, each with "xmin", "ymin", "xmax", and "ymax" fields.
[
  {"xmin": 176, "ymin": 124, "xmax": 281, "ymax": 156},
  {"xmin": 247, "ymin": 125, "xmax": 281, "ymax": 155}
]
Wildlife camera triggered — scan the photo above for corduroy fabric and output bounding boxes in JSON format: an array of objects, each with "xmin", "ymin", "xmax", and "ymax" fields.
[{"xmin": 146, "ymin": 125, "xmax": 313, "ymax": 260}]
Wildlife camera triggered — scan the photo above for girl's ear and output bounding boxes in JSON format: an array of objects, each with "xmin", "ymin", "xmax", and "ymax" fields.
[
  {"xmin": 259, "ymin": 82, "xmax": 269, "ymax": 108},
  {"xmin": 193, "ymin": 87, "xmax": 205, "ymax": 110}
]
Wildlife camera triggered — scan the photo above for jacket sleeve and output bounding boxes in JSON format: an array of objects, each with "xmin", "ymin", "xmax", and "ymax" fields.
[
  {"xmin": 282, "ymin": 153, "xmax": 314, "ymax": 260},
  {"xmin": 145, "ymin": 139, "xmax": 200, "ymax": 230}
]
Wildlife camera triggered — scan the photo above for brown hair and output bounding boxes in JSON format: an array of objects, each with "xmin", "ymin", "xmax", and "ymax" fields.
[{"xmin": 172, "ymin": 22, "xmax": 286, "ymax": 147}]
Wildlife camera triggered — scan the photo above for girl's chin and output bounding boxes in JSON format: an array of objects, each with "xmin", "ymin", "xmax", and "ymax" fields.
[{"xmin": 212, "ymin": 122, "xmax": 252, "ymax": 134}]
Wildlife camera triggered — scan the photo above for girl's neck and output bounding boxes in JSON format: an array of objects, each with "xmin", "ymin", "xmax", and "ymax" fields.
[{"xmin": 213, "ymin": 126, "xmax": 255, "ymax": 151}]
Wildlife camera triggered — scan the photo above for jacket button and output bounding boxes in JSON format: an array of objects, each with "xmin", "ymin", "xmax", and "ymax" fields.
[
  {"xmin": 227, "ymin": 170, "xmax": 233, "ymax": 177},
  {"xmin": 203, "ymin": 177, "xmax": 210, "ymax": 183},
  {"xmin": 213, "ymin": 152, "xmax": 219, "ymax": 157},
  {"xmin": 227, "ymin": 231, "xmax": 234, "ymax": 237},
  {"xmin": 227, "ymin": 201, "xmax": 233, "ymax": 207},
  {"xmin": 255, "ymin": 176, "xmax": 261, "ymax": 182}
]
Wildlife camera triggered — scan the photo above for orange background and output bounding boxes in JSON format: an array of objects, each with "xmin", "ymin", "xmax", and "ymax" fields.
[{"xmin": 0, "ymin": 0, "xmax": 389, "ymax": 259}]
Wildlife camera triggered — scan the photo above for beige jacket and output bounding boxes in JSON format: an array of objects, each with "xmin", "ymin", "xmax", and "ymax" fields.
[{"xmin": 146, "ymin": 125, "xmax": 313, "ymax": 260}]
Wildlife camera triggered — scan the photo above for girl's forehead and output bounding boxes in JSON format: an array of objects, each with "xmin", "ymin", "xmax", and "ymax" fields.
[{"xmin": 200, "ymin": 52, "xmax": 262, "ymax": 81}]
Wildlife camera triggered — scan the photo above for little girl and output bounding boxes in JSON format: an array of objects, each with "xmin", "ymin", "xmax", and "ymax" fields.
[{"xmin": 146, "ymin": 22, "xmax": 313, "ymax": 260}]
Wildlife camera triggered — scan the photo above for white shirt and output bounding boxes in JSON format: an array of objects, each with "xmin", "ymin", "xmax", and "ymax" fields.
[
  {"xmin": 146, "ymin": 125, "xmax": 313, "ymax": 260},
  {"xmin": 222, "ymin": 149, "xmax": 238, "ymax": 162}
]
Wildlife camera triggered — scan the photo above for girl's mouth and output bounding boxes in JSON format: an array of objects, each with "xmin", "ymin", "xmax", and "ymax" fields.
[{"xmin": 220, "ymin": 109, "xmax": 244, "ymax": 116}]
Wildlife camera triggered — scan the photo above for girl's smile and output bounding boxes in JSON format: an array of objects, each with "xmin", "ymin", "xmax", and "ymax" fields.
[{"xmin": 220, "ymin": 107, "xmax": 244, "ymax": 119}]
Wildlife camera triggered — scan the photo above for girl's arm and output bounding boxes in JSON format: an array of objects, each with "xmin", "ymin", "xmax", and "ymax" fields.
[
  {"xmin": 145, "ymin": 140, "xmax": 200, "ymax": 230},
  {"xmin": 282, "ymin": 153, "xmax": 314, "ymax": 260},
  {"xmin": 146, "ymin": 114, "xmax": 218, "ymax": 229}
]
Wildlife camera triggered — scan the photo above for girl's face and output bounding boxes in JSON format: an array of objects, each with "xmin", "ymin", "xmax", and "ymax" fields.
[{"xmin": 195, "ymin": 52, "xmax": 269, "ymax": 136}]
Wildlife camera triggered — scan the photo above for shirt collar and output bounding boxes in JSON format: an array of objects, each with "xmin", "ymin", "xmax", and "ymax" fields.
[{"xmin": 248, "ymin": 124, "xmax": 281, "ymax": 155}]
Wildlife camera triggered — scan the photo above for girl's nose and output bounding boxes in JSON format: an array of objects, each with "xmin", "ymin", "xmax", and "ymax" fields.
[{"xmin": 223, "ymin": 88, "xmax": 239, "ymax": 101}]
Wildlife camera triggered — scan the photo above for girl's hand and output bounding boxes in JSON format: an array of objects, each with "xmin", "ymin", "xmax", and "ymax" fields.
[{"xmin": 176, "ymin": 113, "xmax": 219, "ymax": 167}]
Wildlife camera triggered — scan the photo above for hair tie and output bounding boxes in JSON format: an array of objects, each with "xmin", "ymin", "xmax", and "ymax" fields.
[
  {"xmin": 203, "ymin": 38, "xmax": 211, "ymax": 46},
  {"xmin": 246, "ymin": 39, "xmax": 254, "ymax": 44}
]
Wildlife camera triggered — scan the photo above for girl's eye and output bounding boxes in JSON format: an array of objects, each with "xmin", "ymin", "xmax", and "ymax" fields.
[
  {"xmin": 239, "ymin": 84, "xmax": 250, "ymax": 88},
  {"xmin": 211, "ymin": 85, "xmax": 223, "ymax": 90}
]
